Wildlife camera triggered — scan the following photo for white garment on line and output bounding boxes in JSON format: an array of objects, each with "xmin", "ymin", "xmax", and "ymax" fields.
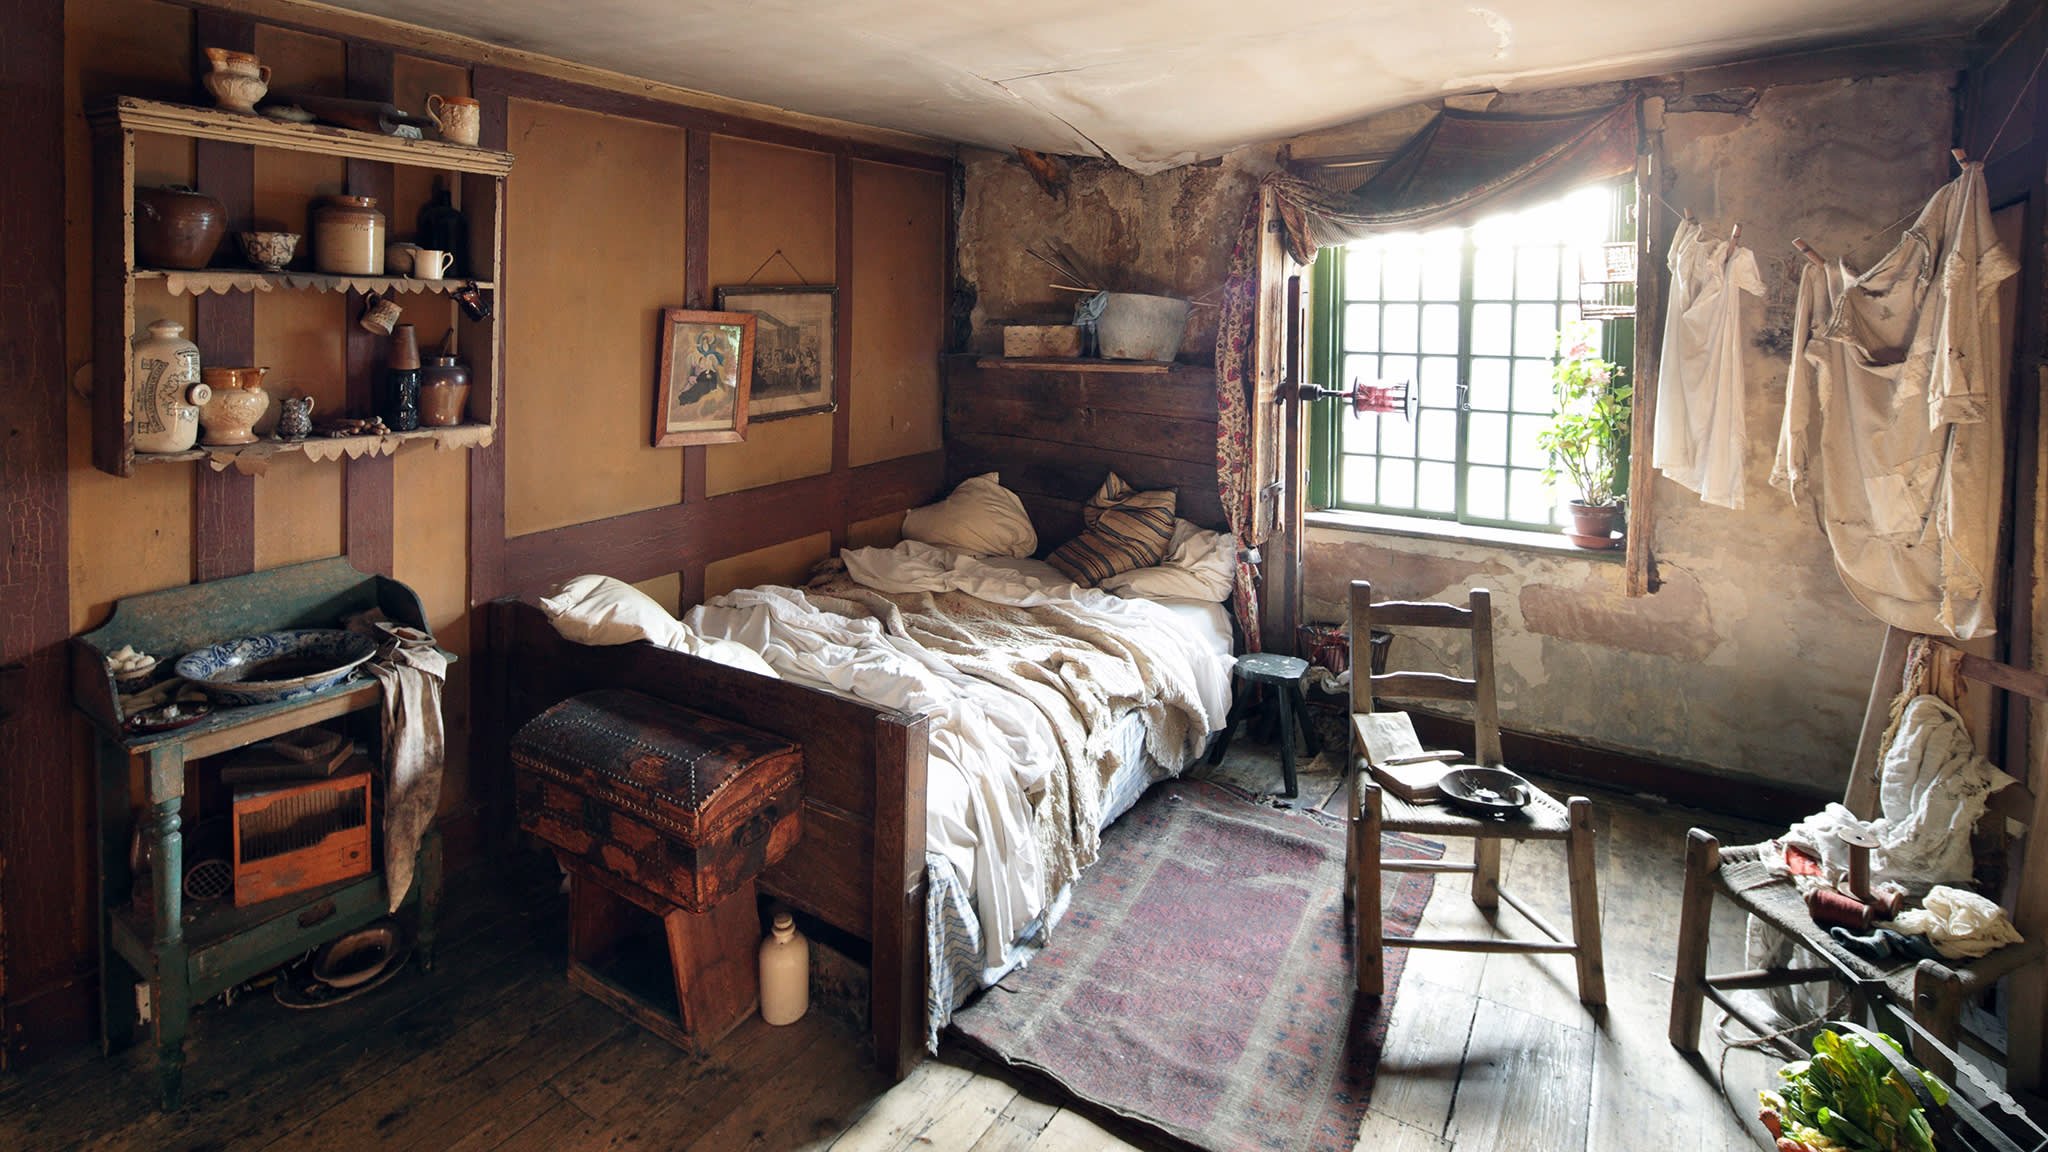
[
  {"xmin": 1652, "ymin": 219, "xmax": 1765, "ymax": 509},
  {"xmin": 1771, "ymin": 162, "xmax": 2015, "ymax": 639}
]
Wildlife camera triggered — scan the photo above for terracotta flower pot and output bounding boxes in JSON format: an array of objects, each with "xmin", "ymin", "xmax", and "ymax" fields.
[
  {"xmin": 1565, "ymin": 501, "xmax": 1625, "ymax": 549},
  {"xmin": 134, "ymin": 186, "xmax": 226, "ymax": 270}
]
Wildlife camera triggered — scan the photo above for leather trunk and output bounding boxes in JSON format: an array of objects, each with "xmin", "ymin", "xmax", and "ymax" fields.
[{"xmin": 512, "ymin": 688, "xmax": 803, "ymax": 913}]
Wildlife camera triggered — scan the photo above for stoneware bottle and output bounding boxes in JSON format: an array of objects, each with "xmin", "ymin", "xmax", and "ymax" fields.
[
  {"xmin": 131, "ymin": 320, "xmax": 208, "ymax": 453},
  {"xmin": 384, "ymin": 324, "xmax": 421, "ymax": 432},
  {"xmin": 758, "ymin": 912, "xmax": 809, "ymax": 1026}
]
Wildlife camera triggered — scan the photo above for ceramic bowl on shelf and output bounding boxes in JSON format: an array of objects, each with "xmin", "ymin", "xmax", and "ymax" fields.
[
  {"xmin": 173, "ymin": 629, "xmax": 378, "ymax": 706},
  {"xmin": 239, "ymin": 231, "xmax": 300, "ymax": 272}
]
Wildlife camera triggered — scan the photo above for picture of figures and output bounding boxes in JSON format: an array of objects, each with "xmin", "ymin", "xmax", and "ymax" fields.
[
  {"xmin": 653, "ymin": 309, "xmax": 755, "ymax": 447},
  {"xmin": 715, "ymin": 285, "xmax": 836, "ymax": 421}
]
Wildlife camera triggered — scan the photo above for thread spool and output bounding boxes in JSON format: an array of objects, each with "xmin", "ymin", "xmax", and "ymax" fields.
[
  {"xmin": 1807, "ymin": 887, "xmax": 1877, "ymax": 931},
  {"xmin": 1837, "ymin": 824, "xmax": 1879, "ymax": 901}
]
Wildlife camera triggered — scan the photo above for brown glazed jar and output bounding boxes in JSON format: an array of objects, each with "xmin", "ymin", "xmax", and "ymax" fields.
[
  {"xmin": 419, "ymin": 350, "xmax": 471, "ymax": 427},
  {"xmin": 313, "ymin": 195, "xmax": 387, "ymax": 275},
  {"xmin": 134, "ymin": 186, "xmax": 227, "ymax": 270}
]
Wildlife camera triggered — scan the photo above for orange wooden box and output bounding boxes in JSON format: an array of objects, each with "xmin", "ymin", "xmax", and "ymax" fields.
[{"xmin": 231, "ymin": 770, "xmax": 374, "ymax": 907}]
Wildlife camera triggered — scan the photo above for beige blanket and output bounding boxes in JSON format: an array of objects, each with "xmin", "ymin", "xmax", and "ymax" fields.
[{"xmin": 809, "ymin": 573, "xmax": 1210, "ymax": 901}]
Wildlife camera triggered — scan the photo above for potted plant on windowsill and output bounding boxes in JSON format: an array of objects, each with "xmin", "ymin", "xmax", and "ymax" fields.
[{"xmin": 1536, "ymin": 328, "xmax": 1631, "ymax": 549}]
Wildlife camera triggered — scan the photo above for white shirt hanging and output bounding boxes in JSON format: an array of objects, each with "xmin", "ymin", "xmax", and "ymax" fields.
[
  {"xmin": 1772, "ymin": 163, "xmax": 2015, "ymax": 640},
  {"xmin": 1653, "ymin": 220, "xmax": 1765, "ymax": 508}
]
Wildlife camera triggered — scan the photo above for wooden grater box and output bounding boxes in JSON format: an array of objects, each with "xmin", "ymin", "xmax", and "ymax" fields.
[{"xmin": 232, "ymin": 770, "xmax": 374, "ymax": 907}]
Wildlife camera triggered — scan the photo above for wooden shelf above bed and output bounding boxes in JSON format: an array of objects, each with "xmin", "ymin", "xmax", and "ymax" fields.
[{"xmin": 975, "ymin": 357, "xmax": 1178, "ymax": 373}]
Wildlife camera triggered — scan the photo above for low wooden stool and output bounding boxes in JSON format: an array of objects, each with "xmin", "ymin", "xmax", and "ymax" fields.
[
  {"xmin": 511, "ymin": 689, "xmax": 804, "ymax": 1049},
  {"xmin": 1207, "ymin": 652, "xmax": 1321, "ymax": 797}
]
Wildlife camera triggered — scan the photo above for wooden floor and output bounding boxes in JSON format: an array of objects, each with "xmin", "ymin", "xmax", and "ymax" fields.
[{"xmin": 1, "ymin": 735, "xmax": 1783, "ymax": 1151}]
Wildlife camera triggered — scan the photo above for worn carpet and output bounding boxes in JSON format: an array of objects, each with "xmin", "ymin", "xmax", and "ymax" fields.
[{"xmin": 951, "ymin": 780, "xmax": 1441, "ymax": 1152}]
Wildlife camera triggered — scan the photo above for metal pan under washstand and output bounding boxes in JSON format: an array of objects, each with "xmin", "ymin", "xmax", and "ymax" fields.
[
  {"xmin": 174, "ymin": 628, "xmax": 377, "ymax": 707},
  {"xmin": 1437, "ymin": 766, "xmax": 1536, "ymax": 819}
]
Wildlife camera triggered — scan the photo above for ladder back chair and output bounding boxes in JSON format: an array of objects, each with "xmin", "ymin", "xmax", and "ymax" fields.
[
  {"xmin": 1346, "ymin": 579, "xmax": 1606, "ymax": 1007},
  {"xmin": 1668, "ymin": 626, "xmax": 2048, "ymax": 1093}
]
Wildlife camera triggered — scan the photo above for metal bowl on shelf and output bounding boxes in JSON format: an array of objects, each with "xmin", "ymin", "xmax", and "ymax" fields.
[
  {"xmin": 1438, "ymin": 766, "xmax": 1534, "ymax": 818},
  {"xmin": 173, "ymin": 628, "xmax": 377, "ymax": 706}
]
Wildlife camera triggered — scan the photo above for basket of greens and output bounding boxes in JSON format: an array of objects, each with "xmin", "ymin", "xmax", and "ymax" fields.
[{"xmin": 1760, "ymin": 1025, "xmax": 1949, "ymax": 1152}]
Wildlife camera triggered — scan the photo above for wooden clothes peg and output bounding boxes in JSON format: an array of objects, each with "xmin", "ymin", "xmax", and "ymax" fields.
[
  {"xmin": 1791, "ymin": 237, "xmax": 1826, "ymax": 269},
  {"xmin": 1952, "ymin": 147, "xmax": 1970, "ymax": 167}
]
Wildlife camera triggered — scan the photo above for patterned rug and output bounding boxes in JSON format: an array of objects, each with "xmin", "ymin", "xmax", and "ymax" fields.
[{"xmin": 951, "ymin": 780, "xmax": 1441, "ymax": 1152}]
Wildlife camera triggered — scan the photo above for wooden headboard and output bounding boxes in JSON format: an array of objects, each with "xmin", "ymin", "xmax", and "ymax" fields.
[{"xmin": 942, "ymin": 354, "xmax": 1225, "ymax": 554}]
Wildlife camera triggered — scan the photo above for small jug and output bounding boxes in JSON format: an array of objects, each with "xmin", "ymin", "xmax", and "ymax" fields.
[
  {"xmin": 275, "ymin": 394, "xmax": 316, "ymax": 441},
  {"xmin": 758, "ymin": 912, "xmax": 809, "ymax": 1026}
]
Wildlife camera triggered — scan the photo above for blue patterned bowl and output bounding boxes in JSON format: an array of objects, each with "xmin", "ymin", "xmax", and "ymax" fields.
[{"xmin": 174, "ymin": 629, "xmax": 377, "ymax": 706}]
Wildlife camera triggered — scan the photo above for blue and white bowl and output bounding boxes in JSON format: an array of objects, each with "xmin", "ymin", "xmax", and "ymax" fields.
[{"xmin": 174, "ymin": 629, "xmax": 378, "ymax": 706}]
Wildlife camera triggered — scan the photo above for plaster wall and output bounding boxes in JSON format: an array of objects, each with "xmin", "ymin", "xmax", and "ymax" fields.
[{"xmin": 959, "ymin": 67, "xmax": 1965, "ymax": 792}]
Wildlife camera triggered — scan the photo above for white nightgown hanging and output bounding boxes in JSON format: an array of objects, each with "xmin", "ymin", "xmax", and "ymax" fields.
[
  {"xmin": 1653, "ymin": 220, "xmax": 1765, "ymax": 509},
  {"xmin": 1771, "ymin": 162, "xmax": 2014, "ymax": 640}
]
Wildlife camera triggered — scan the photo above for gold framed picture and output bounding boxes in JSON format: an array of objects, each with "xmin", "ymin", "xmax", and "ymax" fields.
[
  {"xmin": 714, "ymin": 285, "xmax": 837, "ymax": 422},
  {"xmin": 653, "ymin": 309, "xmax": 755, "ymax": 447}
]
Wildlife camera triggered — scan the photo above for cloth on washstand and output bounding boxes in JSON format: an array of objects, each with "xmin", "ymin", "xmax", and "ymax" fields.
[
  {"xmin": 364, "ymin": 626, "xmax": 447, "ymax": 912},
  {"xmin": 1652, "ymin": 219, "xmax": 1765, "ymax": 509},
  {"xmin": 1771, "ymin": 161, "xmax": 2016, "ymax": 640}
]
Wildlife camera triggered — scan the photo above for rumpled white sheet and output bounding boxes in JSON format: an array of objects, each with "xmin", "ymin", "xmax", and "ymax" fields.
[
  {"xmin": 686, "ymin": 540, "xmax": 1233, "ymax": 969},
  {"xmin": 1890, "ymin": 885, "xmax": 2024, "ymax": 959},
  {"xmin": 1781, "ymin": 695, "xmax": 2013, "ymax": 893}
]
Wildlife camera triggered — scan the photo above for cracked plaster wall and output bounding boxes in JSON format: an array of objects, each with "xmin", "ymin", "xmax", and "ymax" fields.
[{"xmin": 959, "ymin": 68, "xmax": 1964, "ymax": 795}]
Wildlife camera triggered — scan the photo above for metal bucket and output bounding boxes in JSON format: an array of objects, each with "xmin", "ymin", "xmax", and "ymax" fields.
[{"xmin": 1094, "ymin": 293, "xmax": 1191, "ymax": 361}]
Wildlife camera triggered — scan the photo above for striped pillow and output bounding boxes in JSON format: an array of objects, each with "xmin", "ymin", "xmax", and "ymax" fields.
[{"xmin": 1048, "ymin": 473, "xmax": 1177, "ymax": 586}]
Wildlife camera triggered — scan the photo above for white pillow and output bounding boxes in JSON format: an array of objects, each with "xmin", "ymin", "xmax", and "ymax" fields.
[
  {"xmin": 1097, "ymin": 520, "xmax": 1236, "ymax": 602},
  {"xmin": 540, "ymin": 575, "xmax": 779, "ymax": 679},
  {"xmin": 900, "ymin": 472, "xmax": 1037, "ymax": 558}
]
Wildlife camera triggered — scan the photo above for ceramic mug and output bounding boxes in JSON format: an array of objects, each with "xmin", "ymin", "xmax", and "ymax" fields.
[
  {"xmin": 411, "ymin": 249, "xmax": 454, "ymax": 280},
  {"xmin": 426, "ymin": 95, "xmax": 481, "ymax": 147},
  {"xmin": 360, "ymin": 292, "xmax": 404, "ymax": 335}
]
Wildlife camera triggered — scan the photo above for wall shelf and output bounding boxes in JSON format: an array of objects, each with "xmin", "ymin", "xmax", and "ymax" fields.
[
  {"xmin": 136, "ymin": 268, "xmax": 496, "ymax": 297},
  {"xmin": 975, "ymin": 357, "xmax": 1178, "ymax": 374},
  {"xmin": 91, "ymin": 95, "xmax": 509, "ymax": 476}
]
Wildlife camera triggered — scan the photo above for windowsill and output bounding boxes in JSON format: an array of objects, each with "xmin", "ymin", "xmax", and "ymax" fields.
[{"xmin": 1305, "ymin": 508, "xmax": 1628, "ymax": 563}]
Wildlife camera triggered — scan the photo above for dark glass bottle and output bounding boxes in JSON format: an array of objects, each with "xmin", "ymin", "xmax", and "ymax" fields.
[
  {"xmin": 416, "ymin": 181, "xmax": 469, "ymax": 279},
  {"xmin": 385, "ymin": 323, "xmax": 421, "ymax": 432}
]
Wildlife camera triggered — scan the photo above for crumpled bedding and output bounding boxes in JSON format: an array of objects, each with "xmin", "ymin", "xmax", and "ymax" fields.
[{"xmin": 685, "ymin": 539, "xmax": 1233, "ymax": 974}]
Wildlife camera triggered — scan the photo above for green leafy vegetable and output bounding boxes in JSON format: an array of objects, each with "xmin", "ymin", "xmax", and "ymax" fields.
[{"xmin": 1759, "ymin": 1029, "xmax": 1948, "ymax": 1152}]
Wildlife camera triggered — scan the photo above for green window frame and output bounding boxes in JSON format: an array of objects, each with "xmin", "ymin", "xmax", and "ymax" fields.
[{"xmin": 1308, "ymin": 179, "xmax": 1637, "ymax": 532}]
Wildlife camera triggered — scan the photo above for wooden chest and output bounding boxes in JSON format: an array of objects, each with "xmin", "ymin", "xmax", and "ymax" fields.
[{"xmin": 511, "ymin": 688, "xmax": 803, "ymax": 913}]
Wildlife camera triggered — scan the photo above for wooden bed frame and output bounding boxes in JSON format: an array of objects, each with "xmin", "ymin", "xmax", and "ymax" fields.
[{"xmin": 487, "ymin": 598, "xmax": 931, "ymax": 1080}]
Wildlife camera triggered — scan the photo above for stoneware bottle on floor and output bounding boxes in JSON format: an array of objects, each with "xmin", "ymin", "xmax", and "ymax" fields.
[{"xmin": 759, "ymin": 912, "xmax": 808, "ymax": 1025}]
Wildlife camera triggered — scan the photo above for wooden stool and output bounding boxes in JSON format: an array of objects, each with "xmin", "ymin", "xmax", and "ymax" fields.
[
  {"xmin": 1207, "ymin": 652, "xmax": 1321, "ymax": 797},
  {"xmin": 511, "ymin": 689, "xmax": 804, "ymax": 1050}
]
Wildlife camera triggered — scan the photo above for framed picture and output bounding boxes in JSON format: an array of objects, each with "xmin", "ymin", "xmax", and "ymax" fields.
[
  {"xmin": 714, "ymin": 285, "xmax": 837, "ymax": 421},
  {"xmin": 653, "ymin": 309, "xmax": 755, "ymax": 447}
]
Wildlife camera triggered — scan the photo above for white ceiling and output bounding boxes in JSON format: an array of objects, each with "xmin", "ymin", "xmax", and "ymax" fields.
[{"xmin": 333, "ymin": 0, "xmax": 2001, "ymax": 172}]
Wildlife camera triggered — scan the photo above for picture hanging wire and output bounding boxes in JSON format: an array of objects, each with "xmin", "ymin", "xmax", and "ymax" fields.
[{"xmin": 740, "ymin": 248, "xmax": 810, "ymax": 286}]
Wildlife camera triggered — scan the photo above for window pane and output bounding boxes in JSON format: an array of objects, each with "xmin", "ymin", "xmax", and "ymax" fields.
[
  {"xmin": 1510, "ymin": 468, "xmax": 1555, "ymax": 526},
  {"xmin": 1379, "ymin": 355, "xmax": 1418, "ymax": 395},
  {"xmin": 1467, "ymin": 411, "xmax": 1507, "ymax": 465},
  {"xmin": 1510, "ymin": 413, "xmax": 1548, "ymax": 468},
  {"xmin": 1343, "ymin": 303, "xmax": 1379, "ymax": 352},
  {"xmin": 1473, "ymin": 247, "xmax": 1513, "ymax": 300},
  {"xmin": 1378, "ymin": 410, "xmax": 1416, "ymax": 458},
  {"xmin": 1380, "ymin": 458, "xmax": 1417, "ymax": 508},
  {"xmin": 1417, "ymin": 461, "xmax": 1456, "ymax": 512},
  {"xmin": 1344, "ymin": 244, "xmax": 1381, "ymax": 298},
  {"xmin": 1419, "ymin": 356, "xmax": 1459, "ymax": 409},
  {"xmin": 1417, "ymin": 409, "xmax": 1456, "ymax": 462},
  {"xmin": 1471, "ymin": 303, "xmax": 1512, "ymax": 356},
  {"xmin": 1515, "ymin": 303, "xmax": 1558, "ymax": 356},
  {"xmin": 1342, "ymin": 354, "xmax": 1377, "ymax": 394},
  {"xmin": 1517, "ymin": 247, "xmax": 1560, "ymax": 301},
  {"xmin": 1421, "ymin": 304, "xmax": 1459, "ymax": 354},
  {"xmin": 1468, "ymin": 358, "xmax": 1510, "ymax": 411},
  {"xmin": 1340, "ymin": 455, "xmax": 1377, "ymax": 506},
  {"xmin": 1512, "ymin": 359, "xmax": 1554, "ymax": 413},
  {"xmin": 1340, "ymin": 410, "xmax": 1377, "ymax": 455},
  {"xmin": 1381, "ymin": 246, "xmax": 1422, "ymax": 300},
  {"xmin": 1467, "ymin": 466, "xmax": 1507, "ymax": 521},
  {"xmin": 1382, "ymin": 304, "xmax": 1418, "ymax": 353},
  {"xmin": 1421, "ymin": 240, "xmax": 1461, "ymax": 301}
]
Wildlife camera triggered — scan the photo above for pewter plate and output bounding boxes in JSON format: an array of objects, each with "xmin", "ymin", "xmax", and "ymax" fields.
[
  {"xmin": 174, "ymin": 629, "xmax": 376, "ymax": 706},
  {"xmin": 1438, "ymin": 766, "xmax": 1533, "ymax": 818}
]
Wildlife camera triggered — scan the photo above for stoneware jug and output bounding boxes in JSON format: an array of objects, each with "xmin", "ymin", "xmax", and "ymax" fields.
[
  {"xmin": 758, "ymin": 912, "xmax": 809, "ymax": 1026},
  {"xmin": 198, "ymin": 366, "xmax": 270, "ymax": 446},
  {"xmin": 131, "ymin": 320, "xmax": 210, "ymax": 454},
  {"xmin": 275, "ymin": 394, "xmax": 315, "ymax": 441}
]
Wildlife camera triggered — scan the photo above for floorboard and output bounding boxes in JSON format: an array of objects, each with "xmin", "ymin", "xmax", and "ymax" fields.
[{"xmin": 1, "ymin": 748, "xmax": 1790, "ymax": 1152}]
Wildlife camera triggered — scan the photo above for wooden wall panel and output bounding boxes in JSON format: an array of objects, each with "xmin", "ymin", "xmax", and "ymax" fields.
[
  {"xmin": 849, "ymin": 161, "xmax": 945, "ymax": 467},
  {"xmin": 704, "ymin": 532, "xmax": 833, "ymax": 599},
  {"xmin": 847, "ymin": 510, "xmax": 906, "ymax": 550},
  {"xmin": 393, "ymin": 441, "xmax": 471, "ymax": 812},
  {"xmin": 704, "ymin": 135, "xmax": 836, "ymax": 495},
  {"xmin": 632, "ymin": 572, "xmax": 683, "ymax": 615},
  {"xmin": 503, "ymin": 99, "xmax": 687, "ymax": 536}
]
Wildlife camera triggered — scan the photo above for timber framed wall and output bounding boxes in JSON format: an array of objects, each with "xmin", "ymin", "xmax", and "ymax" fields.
[{"xmin": 2, "ymin": 0, "xmax": 951, "ymax": 1067}]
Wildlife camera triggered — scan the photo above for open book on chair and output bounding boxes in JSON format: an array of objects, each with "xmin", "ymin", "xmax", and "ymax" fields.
[{"xmin": 1352, "ymin": 711, "xmax": 1465, "ymax": 803}]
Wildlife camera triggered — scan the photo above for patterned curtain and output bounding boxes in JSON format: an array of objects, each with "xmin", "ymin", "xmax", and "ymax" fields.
[{"xmin": 1211, "ymin": 101, "xmax": 1639, "ymax": 649}]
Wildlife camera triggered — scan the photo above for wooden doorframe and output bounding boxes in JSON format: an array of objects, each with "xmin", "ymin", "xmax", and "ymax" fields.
[{"xmin": 0, "ymin": 0, "xmax": 77, "ymax": 1070}]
